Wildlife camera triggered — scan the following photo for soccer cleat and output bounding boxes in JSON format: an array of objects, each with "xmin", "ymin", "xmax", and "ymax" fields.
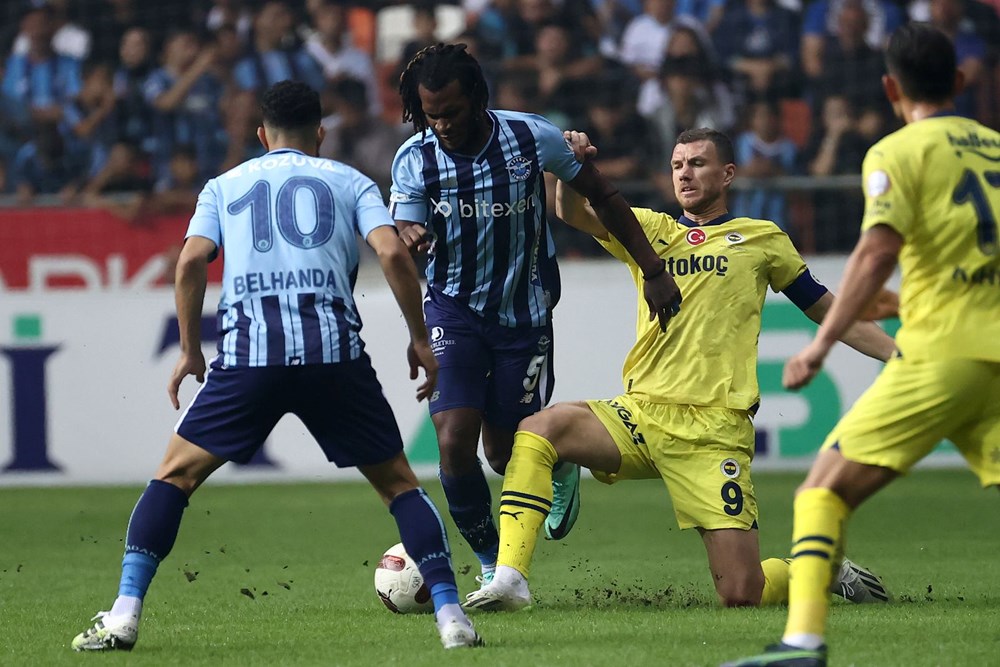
[
  {"xmin": 463, "ymin": 577, "xmax": 532, "ymax": 612},
  {"xmin": 71, "ymin": 611, "xmax": 138, "ymax": 651},
  {"xmin": 475, "ymin": 571, "xmax": 494, "ymax": 588},
  {"xmin": 437, "ymin": 618, "xmax": 484, "ymax": 649},
  {"xmin": 720, "ymin": 642, "xmax": 827, "ymax": 667},
  {"xmin": 831, "ymin": 557, "xmax": 891, "ymax": 603},
  {"xmin": 544, "ymin": 462, "xmax": 581, "ymax": 540}
]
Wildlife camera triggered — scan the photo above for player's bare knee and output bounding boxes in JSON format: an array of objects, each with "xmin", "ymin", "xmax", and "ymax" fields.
[
  {"xmin": 518, "ymin": 406, "xmax": 572, "ymax": 452},
  {"xmin": 715, "ymin": 570, "xmax": 765, "ymax": 607}
]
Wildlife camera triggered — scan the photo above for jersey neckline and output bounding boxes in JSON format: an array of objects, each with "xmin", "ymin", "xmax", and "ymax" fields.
[
  {"xmin": 678, "ymin": 212, "xmax": 736, "ymax": 227},
  {"xmin": 436, "ymin": 111, "xmax": 500, "ymax": 163}
]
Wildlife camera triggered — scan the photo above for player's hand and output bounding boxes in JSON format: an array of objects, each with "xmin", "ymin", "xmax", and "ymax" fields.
[
  {"xmin": 563, "ymin": 130, "xmax": 598, "ymax": 164},
  {"xmin": 168, "ymin": 351, "xmax": 206, "ymax": 410},
  {"xmin": 407, "ymin": 338, "xmax": 438, "ymax": 402},
  {"xmin": 643, "ymin": 271, "xmax": 683, "ymax": 332},
  {"xmin": 782, "ymin": 340, "xmax": 830, "ymax": 390},
  {"xmin": 398, "ymin": 223, "xmax": 433, "ymax": 255},
  {"xmin": 860, "ymin": 288, "xmax": 899, "ymax": 320}
]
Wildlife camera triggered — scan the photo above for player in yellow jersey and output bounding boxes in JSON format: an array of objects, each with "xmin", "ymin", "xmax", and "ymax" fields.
[
  {"xmin": 463, "ymin": 126, "xmax": 897, "ymax": 613},
  {"xmin": 724, "ymin": 24, "xmax": 1000, "ymax": 667}
]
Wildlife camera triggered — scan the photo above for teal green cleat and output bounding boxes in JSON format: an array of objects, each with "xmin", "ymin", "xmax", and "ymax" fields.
[
  {"xmin": 721, "ymin": 642, "xmax": 827, "ymax": 667},
  {"xmin": 544, "ymin": 462, "xmax": 581, "ymax": 540}
]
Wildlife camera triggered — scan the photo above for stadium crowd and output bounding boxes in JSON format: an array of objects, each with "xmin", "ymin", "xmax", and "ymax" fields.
[{"xmin": 1, "ymin": 0, "xmax": 998, "ymax": 252}]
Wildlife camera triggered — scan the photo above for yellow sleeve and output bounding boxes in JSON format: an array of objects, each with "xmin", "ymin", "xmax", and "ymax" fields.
[
  {"xmin": 595, "ymin": 207, "xmax": 660, "ymax": 265},
  {"xmin": 766, "ymin": 228, "xmax": 808, "ymax": 292},
  {"xmin": 860, "ymin": 141, "xmax": 916, "ymax": 239}
]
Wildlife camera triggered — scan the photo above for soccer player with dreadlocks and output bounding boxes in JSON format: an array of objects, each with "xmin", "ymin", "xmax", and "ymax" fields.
[{"xmin": 389, "ymin": 43, "xmax": 683, "ymax": 591}]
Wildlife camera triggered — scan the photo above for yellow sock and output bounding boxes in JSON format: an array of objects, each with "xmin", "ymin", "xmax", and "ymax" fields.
[
  {"xmin": 784, "ymin": 488, "xmax": 851, "ymax": 642},
  {"xmin": 759, "ymin": 558, "xmax": 791, "ymax": 606},
  {"xmin": 496, "ymin": 431, "xmax": 558, "ymax": 578}
]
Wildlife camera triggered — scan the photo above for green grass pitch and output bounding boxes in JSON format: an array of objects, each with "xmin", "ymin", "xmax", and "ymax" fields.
[{"xmin": 2, "ymin": 469, "xmax": 998, "ymax": 666}]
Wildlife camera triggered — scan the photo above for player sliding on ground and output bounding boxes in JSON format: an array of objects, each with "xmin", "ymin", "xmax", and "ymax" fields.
[
  {"xmin": 724, "ymin": 23, "xmax": 1000, "ymax": 667},
  {"xmin": 71, "ymin": 81, "xmax": 482, "ymax": 652},
  {"xmin": 465, "ymin": 128, "xmax": 894, "ymax": 612}
]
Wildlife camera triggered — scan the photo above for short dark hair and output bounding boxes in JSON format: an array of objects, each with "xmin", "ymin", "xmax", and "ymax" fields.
[
  {"xmin": 331, "ymin": 77, "xmax": 368, "ymax": 111},
  {"xmin": 676, "ymin": 128, "xmax": 734, "ymax": 165},
  {"xmin": 399, "ymin": 43, "xmax": 489, "ymax": 133},
  {"xmin": 260, "ymin": 80, "xmax": 322, "ymax": 131},
  {"xmin": 884, "ymin": 23, "xmax": 956, "ymax": 103}
]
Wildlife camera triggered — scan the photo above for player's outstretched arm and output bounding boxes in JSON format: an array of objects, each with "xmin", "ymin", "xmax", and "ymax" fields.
[
  {"xmin": 860, "ymin": 287, "xmax": 900, "ymax": 321},
  {"xmin": 801, "ymin": 292, "xmax": 896, "ymax": 362},
  {"xmin": 554, "ymin": 179, "xmax": 609, "ymax": 241},
  {"xmin": 169, "ymin": 235, "xmax": 215, "ymax": 409},
  {"xmin": 561, "ymin": 131, "xmax": 681, "ymax": 330},
  {"xmin": 784, "ymin": 225, "xmax": 903, "ymax": 389},
  {"xmin": 367, "ymin": 225, "xmax": 438, "ymax": 401}
]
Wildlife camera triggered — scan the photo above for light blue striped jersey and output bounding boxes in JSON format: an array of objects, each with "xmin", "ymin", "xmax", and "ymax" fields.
[
  {"xmin": 389, "ymin": 110, "xmax": 582, "ymax": 327},
  {"xmin": 186, "ymin": 148, "xmax": 393, "ymax": 367}
]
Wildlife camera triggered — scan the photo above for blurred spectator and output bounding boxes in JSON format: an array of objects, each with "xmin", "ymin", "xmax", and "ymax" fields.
[
  {"xmin": 802, "ymin": 95, "xmax": 867, "ymax": 251},
  {"xmin": 205, "ymin": 0, "xmax": 253, "ymax": 42},
  {"xmin": 112, "ymin": 27, "xmax": 155, "ymax": 153},
  {"xmin": 928, "ymin": 0, "xmax": 987, "ymax": 119},
  {"xmin": 12, "ymin": 121, "xmax": 85, "ymax": 204},
  {"xmin": 581, "ymin": 80, "xmax": 662, "ymax": 182},
  {"xmin": 589, "ymin": 0, "xmax": 643, "ymax": 57},
  {"xmin": 12, "ymin": 0, "xmax": 90, "ymax": 61},
  {"xmin": 2, "ymin": 4, "xmax": 82, "ymax": 130},
  {"xmin": 150, "ymin": 145, "xmax": 201, "ymax": 211},
  {"xmin": 714, "ymin": 0, "xmax": 800, "ymax": 99},
  {"xmin": 807, "ymin": 0, "xmax": 886, "ymax": 114},
  {"xmin": 473, "ymin": 0, "xmax": 519, "ymax": 61},
  {"xmin": 319, "ymin": 78, "xmax": 409, "ymax": 192},
  {"xmin": 503, "ymin": 21, "xmax": 604, "ymax": 124},
  {"xmin": 637, "ymin": 26, "xmax": 735, "ymax": 138},
  {"xmin": 619, "ymin": 0, "xmax": 705, "ymax": 82},
  {"xmin": 145, "ymin": 30, "xmax": 225, "ymax": 182},
  {"xmin": 732, "ymin": 98, "xmax": 798, "ymax": 231},
  {"xmin": 501, "ymin": 0, "xmax": 596, "ymax": 65},
  {"xmin": 62, "ymin": 62, "xmax": 118, "ymax": 182},
  {"xmin": 234, "ymin": 1, "xmax": 323, "ymax": 93},
  {"xmin": 304, "ymin": 1, "xmax": 380, "ymax": 116},
  {"xmin": 398, "ymin": 4, "xmax": 440, "ymax": 77},
  {"xmin": 85, "ymin": 0, "xmax": 191, "ymax": 67},
  {"xmin": 675, "ymin": 0, "xmax": 726, "ymax": 33},
  {"xmin": 801, "ymin": 0, "xmax": 902, "ymax": 80},
  {"xmin": 493, "ymin": 68, "xmax": 543, "ymax": 114}
]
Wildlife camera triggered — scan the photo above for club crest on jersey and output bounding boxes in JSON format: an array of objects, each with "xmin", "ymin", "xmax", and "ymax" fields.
[
  {"xmin": 686, "ymin": 229, "xmax": 707, "ymax": 246},
  {"xmin": 725, "ymin": 232, "xmax": 744, "ymax": 244},
  {"xmin": 506, "ymin": 156, "xmax": 532, "ymax": 182},
  {"xmin": 720, "ymin": 458, "xmax": 741, "ymax": 478},
  {"xmin": 431, "ymin": 326, "xmax": 445, "ymax": 342}
]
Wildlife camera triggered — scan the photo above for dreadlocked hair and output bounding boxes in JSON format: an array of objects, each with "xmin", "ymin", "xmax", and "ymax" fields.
[{"xmin": 399, "ymin": 43, "xmax": 489, "ymax": 133}]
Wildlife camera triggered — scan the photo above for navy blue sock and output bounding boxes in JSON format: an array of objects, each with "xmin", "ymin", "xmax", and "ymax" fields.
[
  {"xmin": 439, "ymin": 465, "xmax": 499, "ymax": 566},
  {"xmin": 118, "ymin": 479, "xmax": 189, "ymax": 598},
  {"xmin": 389, "ymin": 488, "xmax": 459, "ymax": 609}
]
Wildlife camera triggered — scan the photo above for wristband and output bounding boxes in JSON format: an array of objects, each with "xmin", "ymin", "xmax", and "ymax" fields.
[{"xmin": 643, "ymin": 259, "xmax": 667, "ymax": 281}]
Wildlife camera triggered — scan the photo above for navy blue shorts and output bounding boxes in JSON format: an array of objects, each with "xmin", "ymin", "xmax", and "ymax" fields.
[
  {"xmin": 175, "ymin": 354, "xmax": 403, "ymax": 467},
  {"xmin": 424, "ymin": 289, "xmax": 554, "ymax": 430}
]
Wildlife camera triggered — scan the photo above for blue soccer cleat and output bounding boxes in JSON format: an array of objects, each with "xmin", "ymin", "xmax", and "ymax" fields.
[{"xmin": 721, "ymin": 642, "xmax": 827, "ymax": 667}]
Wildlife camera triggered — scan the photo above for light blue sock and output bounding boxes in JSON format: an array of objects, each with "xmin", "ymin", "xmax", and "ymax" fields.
[
  {"xmin": 430, "ymin": 581, "xmax": 460, "ymax": 610},
  {"xmin": 119, "ymin": 552, "xmax": 159, "ymax": 598}
]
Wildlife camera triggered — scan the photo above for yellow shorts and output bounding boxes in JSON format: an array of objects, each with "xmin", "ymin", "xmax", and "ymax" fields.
[
  {"xmin": 822, "ymin": 356, "xmax": 1000, "ymax": 487},
  {"xmin": 586, "ymin": 395, "xmax": 758, "ymax": 530}
]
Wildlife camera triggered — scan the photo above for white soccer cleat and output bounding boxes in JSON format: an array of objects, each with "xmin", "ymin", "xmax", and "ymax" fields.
[
  {"xmin": 831, "ymin": 558, "xmax": 891, "ymax": 603},
  {"xmin": 437, "ymin": 618, "xmax": 484, "ymax": 649},
  {"xmin": 463, "ymin": 566, "xmax": 532, "ymax": 612},
  {"xmin": 71, "ymin": 611, "xmax": 139, "ymax": 651}
]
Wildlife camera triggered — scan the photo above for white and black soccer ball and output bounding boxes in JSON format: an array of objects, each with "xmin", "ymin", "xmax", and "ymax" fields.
[{"xmin": 373, "ymin": 543, "xmax": 433, "ymax": 614}]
